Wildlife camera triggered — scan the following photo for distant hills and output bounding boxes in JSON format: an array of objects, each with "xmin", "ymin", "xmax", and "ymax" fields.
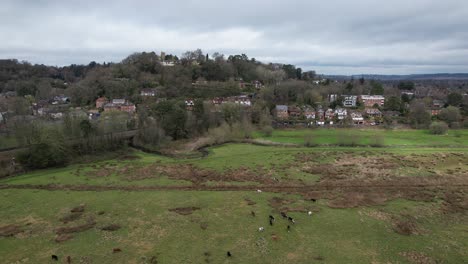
[{"xmin": 325, "ymin": 73, "xmax": 468, "ymax": 81}]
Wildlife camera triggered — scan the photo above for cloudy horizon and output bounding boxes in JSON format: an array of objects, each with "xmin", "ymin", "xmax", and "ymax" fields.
[{"xmin": 2, "ymin": 0, "xmax": 468, "ymax": 75}]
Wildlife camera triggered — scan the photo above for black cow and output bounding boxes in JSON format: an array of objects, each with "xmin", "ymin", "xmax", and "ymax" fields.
[
  {"xmin": 269, "ymin": 219, "xmax": 273, "ymax": 226},
  {"xmin": 288, "ymin": 216, "xmax": 295, "ymax": 224},
  {"xmin": 251, "ymin": 211, "xmax": 256, "ymax": 217},
  {"xmin": 227, "ymin": 251, "xmax": 232, "ymax": 257},
  {"xmin": 287, "ymin": 225, "xmax": 291, "ymax": 231},
  {"xmin": 269, "ymin": 215, "xmax": 275, "ymax": 221},
  {"xmin": 51, "ymin": 255, "xmax": 58, "ymax": 261},
  {"xmin": 310, "ymin": 198, "xmax": 317, "ymax": 202}
]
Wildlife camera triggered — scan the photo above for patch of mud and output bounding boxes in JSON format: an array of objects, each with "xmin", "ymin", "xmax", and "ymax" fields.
[
  {"xmin": 55, "ymin": 219, "xmax": 96, "ymax": 235},
  {"xmin": 0, "ymin": 224, "xmax": 22, "ymax": 237},
  {"xmin": 101, "ymin": 224, "xmax": 121, "ymax": 231},
  {"xmin": 169, "ymin": 207, "xmax": 201, "ymax": 215},
  {"xmin": 392, "ymin": 215, "xmax": 420, "ymax": 236}
]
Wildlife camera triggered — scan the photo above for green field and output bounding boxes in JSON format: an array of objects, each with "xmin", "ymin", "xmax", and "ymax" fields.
[
  {"xmin": 1, "ymin": 132, "xmax": 468, "ymax": 263},
  {"xmin": 253, "ymin": 128, "xmax": 468, "ymax": 147}
]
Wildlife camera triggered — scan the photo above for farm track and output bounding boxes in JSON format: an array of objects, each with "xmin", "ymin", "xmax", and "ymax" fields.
[{"xmin": 1, "ymin": 182, "xmax": 467, "ymax": 192}]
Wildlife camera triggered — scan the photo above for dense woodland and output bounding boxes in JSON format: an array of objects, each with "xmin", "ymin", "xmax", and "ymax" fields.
[{"xmin": 0, "ymin": 50, "xmax": 467, "ymax": 170}]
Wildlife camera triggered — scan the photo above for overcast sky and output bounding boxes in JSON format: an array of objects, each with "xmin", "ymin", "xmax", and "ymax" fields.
[{"xmin": 2, "ymin": 0, "xmax": 468, "ymax": 75}]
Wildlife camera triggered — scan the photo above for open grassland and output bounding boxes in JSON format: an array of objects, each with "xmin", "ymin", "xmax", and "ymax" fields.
[
  {"xmin": 253, "ymin": 128, "xmax": 468, "ymax": 147},
  {"xmin": 1, "ymin": 140, "xmax": 467, "ymax": 263}
]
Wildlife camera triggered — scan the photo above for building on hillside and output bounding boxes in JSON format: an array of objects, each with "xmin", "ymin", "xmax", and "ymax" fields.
[
  {"xmin": 112, "ymin": 99, "xmax": 126, "ymax": 105},
  {"xmin": 334, "ymin": 108, "xmax": 348, "ymax": 120},
  {"xmin": 230, "ymin": 95, "xmax": 252, "ymax": 106},
  {"xmin": 288, "ymin": 106, "xmax": 302, "ymax": 118},
  {"xmin": 252, "ymin": 80, "xmax": 262, "ymax": 89},
  {"xmin": 342, "ymin": 95, "xmax": 358, "ymax": 107},
  {"xmin": 275, "ymin": 105, "xmax": 289, "ymax": 120},
  {"xmin": 351, "ymin": 112, "xmax": 364, "ymax": 124},
  {"xmin": 103, "ymin": 99, "xmax": 136, "ymax": 113},
  {"xmin": 140, "ymin": 88, "xmax": 156, "ymax": 97},
  {"xmin": 328, "ymin": 94, "xmax": 338, "ymax": 103},
  {"xmin": 185, "ymin": 99, "xmax": 195, "ymax": 111},
  {"xmin": 430, "ymin": 100, "xmax": 443, "ymax": 116},
  {"xmin": 365, "ymin": 108, "xmax": 382, "ymax": 118},
  {"xmin": 360, "ymin": 95, "xmax": 385, "ymax": 107},
  {"xmin": 303, "ymin": 107, "xmax": 315, "ymax": 119},
  {"xmin": 316, "ymin": 107, "xmax": 325, "ymax": 120},
  {"xmin": 325, "ymin": 108, "xmax": 335, "ymax": 120},
  {"xmin": 96, "ymin": 97, "xmax": 108, "ymax": 108},
  {"xmin": 212, "ymin": 97, "xmax": 224, "ymax": 105}
]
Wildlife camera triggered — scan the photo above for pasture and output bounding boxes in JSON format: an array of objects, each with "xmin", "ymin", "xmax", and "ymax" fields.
[{"xmin": 1, "ymin": 132, "xmax": 467, "ymax": 263}]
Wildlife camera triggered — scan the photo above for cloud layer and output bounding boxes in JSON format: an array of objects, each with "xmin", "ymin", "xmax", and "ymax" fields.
[{"xmin": 2, "ymin": 0, "xmax": 468, "ymax": 74}]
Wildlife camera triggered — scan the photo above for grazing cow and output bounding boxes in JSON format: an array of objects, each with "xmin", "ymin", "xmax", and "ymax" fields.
[
  {"xmin": 251, "ymin": 211, "xmax": 256, "ymax": 217},
  {"xmin": 287, "ymin": 225, "xmax": 291, "ymax": 232},
  {"xmin": 269, "ymin": 219, "xmax": 273, "ymax": 226},
  {"xmin": 257, "ymin": 189, "xmax": 262, "ymax": 193},
  {"xmin": 280, "ymin": 212, "xmax": 287, "ymax": 218},
  {"xmin": 269, "ymin": 215, "xmax": 275, "ymax": 221},
  {"xmin": 113, "ymin": 248, "xmax": 122, "ymax": 253},
  {"xmin": 66, "ymin": 256, "xmax": 71, "ymax": 264},
  {"xmin": 288, "ymin": 217, "xmax": 295, "ymax": 224},
  {"xmin": 51, "ymin": 255, "xmax": 58, "ymax": 261},
  {"xmin": 227, "ymin": 251, "xmax": 232, "ymax": 257},
  {"xmin": 308, "ymin": 211, "xmax": 313, "ymax": 216},
  {"xmin": 258, "ymin": 227, "xmax": 264, "ymax": 232},
  {"xmin": 311, "ymin": 198, "xmax": 317, "ymax": 202}
]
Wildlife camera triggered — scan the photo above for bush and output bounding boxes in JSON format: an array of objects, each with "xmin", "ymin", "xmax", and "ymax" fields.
[
  {"xmin": 450, "ymin": 122, "xmax": 461, "ymax": 129},
  {"xmin": 261, "ymin": 126, "xmax": 273, "ymax": 137},
  {"xmin": 463, "ymin": 119, "xmax": 468, "ymax": 128},
  {"xmin": 429, "ymin": 121, "xmax": 448, "ymax": 135}
]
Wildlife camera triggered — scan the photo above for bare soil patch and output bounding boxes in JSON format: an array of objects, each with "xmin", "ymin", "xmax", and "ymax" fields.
[
  {"xmin": 101, "ymin": 224, "xmax": 121, "ymax": 231},
  {"xmin": 169, "ymin": 207, "xmax": 201, "ymax": 215},
  {"xmin": 55, "ymin": 219, "xmax": 96, "ymax": 235},
  {"xmin": 0, "ymin": 224, "xmax": 22, "ymax": 237},
  {"xmin": 392, "ymin": 215, "xmax": 420, "ymax": 236}
]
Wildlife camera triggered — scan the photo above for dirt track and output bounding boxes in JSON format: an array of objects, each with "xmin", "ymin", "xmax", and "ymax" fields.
[{"xmin": 1, "ymin": 182, "xmax": 467, "ymax": 192}]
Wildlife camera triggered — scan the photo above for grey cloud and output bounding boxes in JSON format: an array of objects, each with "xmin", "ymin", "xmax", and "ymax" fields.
[{"xmin": 2, "ymin": 0, "xmax": 468, "ymax": 74}]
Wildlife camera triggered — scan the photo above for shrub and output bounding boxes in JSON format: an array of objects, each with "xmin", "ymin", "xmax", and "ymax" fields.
[
  {"xmin": 429, "ymin": 121, "xmax": 448, "ymax": 135},
  {"xmin": 450, "ymin": 122, "xmax": 460, "ymax": 129}
]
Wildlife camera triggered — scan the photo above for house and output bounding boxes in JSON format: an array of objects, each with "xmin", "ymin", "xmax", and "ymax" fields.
[
  {"xmin": 140, "ymin": 88, "xmax": 156, "ymax": 97},
  {"xmin": 231, "ymin": 95, "xmax": 251, "ymax": 106},
  {"xmin": 431, "ymin": 100, "xmax": 443, "ymax": 116},
  {"xmin": 365, "ymin": 108, "xmax": 382, "ymax": 118},
  {"xmin": 112, "ymin": 99, "xmax": 126, "ymax": 105},
  {"xmin": 316, "ymin": 108, "xmax": 325, "ymax": 120},
  {"xmin": 275, "ymin": 105, "xmax": 288, "ymax": 120},
  {"xmin": 96, "ymin": 97, "xmax": 108, "ymax": 108},
  {"xmin": 103, "ymin": 99, "xmax": 136, "ymax": 113},
  {"xmin": 334, "ymin": 108, "xmax": 348, "ymax": 120},
  {"xmin": 325, "ymin": 109, "xmax": 335, "ymax": 120},
  {"xmin": 342, "ymin": 95, "xmax": 358, "ymax": 107},
  {"xmin": 303, "ymin": 107, "xmax": 315, "ymax": 119},
  {"xmin": 120, "ymin": 102, "xmax": 136, "ymax": 113},
  {"xmin": 328, "ymin": 94, "xmax": 338, "ymax": 103},
  {"xmin": 288, "ymin": 106, "xmax": 302, "ymax": 118},
  {"xmin": 185, "ymin": 99, "xmax": 195, "ymax": 111},
  {"xmin": 252, "ymin": 80, "xmax": 262, "ymax": 89},
  {"xmin": 360, "ymin": 95, "xmax": 385, "ymax": 107},
  {"xmin": 351, "ymin": 112, "xmax": 364, "ymax": 124},
  {"xmin": 53, "ymin": 95, "xmax": 70, "ymax": 104}
]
